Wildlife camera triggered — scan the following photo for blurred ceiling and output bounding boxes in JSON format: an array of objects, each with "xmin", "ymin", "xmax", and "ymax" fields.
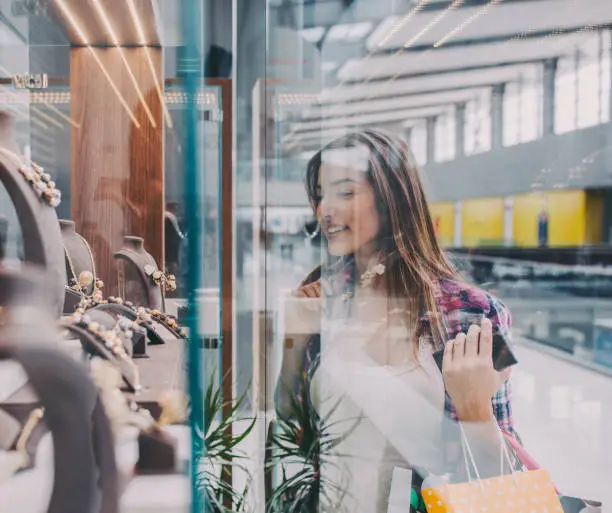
[
  {"xmin": 0, "ymin": 0, "xmax": 611, "ymax": 155},
  {"xmin": 282, "ymin": 0, "xmax": 612, "ymax": 150}
]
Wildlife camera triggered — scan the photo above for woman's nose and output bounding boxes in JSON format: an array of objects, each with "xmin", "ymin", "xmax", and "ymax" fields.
[{"xmin": 320, "ymin": 196, "xmax": 336, "ymax": 217}]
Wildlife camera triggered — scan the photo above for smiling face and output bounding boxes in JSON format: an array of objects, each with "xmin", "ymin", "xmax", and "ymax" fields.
[{"xmin": 316, "ymin": 163, "xmax": 381, "ymax": 258}]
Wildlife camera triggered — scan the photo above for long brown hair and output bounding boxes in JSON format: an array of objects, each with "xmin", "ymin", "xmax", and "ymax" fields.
[{"xmin": 305, "ymin": 128, "xmax": 457, "ymax": 345}]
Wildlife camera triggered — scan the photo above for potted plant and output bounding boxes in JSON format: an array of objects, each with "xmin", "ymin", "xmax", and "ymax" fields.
[
  {"xmin": 196, "ymin": 370, "xmax": 256, "ymax": 513},
  {"xmin": 266, "ymin": 376, "xmax": 359, "ymax": 513}
]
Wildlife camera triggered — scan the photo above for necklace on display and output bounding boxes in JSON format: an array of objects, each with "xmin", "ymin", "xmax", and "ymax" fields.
[
  {"xmin": 69, "ymin": 308, "xmax": 141, "ymax": 390},
  {"xmin": 18, "ymin": 161, "xmax": 61, "ymax": 208},
  {"xmin": 64, "ymin": 247, "xmax": 86, "ymax": 297},
  {"xmin": 0, "ymin": 148, "xmax": 61, "ymax": 207},
  {"xmin": 64, "ymin": 244, "xmax": 99, "ymax": 298},
  {"xmin": 75, "ymin": 233, "xmax": 103, "ymax": 296},
  {"xmin": 121, "ymin": 248, "xmax": 177, "ymax": 292}
]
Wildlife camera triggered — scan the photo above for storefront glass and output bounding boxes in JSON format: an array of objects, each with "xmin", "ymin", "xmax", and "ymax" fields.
[{"xmin": 1, "ymin": 1, "xmax": 612, "ymax": 512}]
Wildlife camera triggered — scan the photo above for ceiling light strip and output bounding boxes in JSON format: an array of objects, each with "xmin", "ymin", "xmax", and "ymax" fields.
[
  {"xmin": 376, "ymin": 0, "xmax": 430, "ymax": 49},
  {"xmin": 92, "ymin": 0, "xmax": 157, "ymax": 128},
  {"xmin": 86, "ymin": 47, "xmax": 141, "ymax": 128},
  {"xmin": 149, "ymin": 0, "xmax": 173, "ymax": 126},
  {"xmin": 91, "ymin": 0, "xmax": 119, "ymax": 45},
  {"xmin": 117, "ymin": 49, "xmax": 157, "ymax": 127},
  {"xmin": 434, "ymin": 0, "xmax": 503, "ymax": 48},
  {"xmin": 54, "ymin": 0, "xmax": 88, "ymax": 45},
  {"xmin": 352, "ymin": 0, "xmax": 520, "ymax": 103},
  {"xmin": 31, "ymin": 115, "xmax": 49, "ymax": 130},
  {"xmin": 126, "ymin": 0, "xmax": 148, "ymax": 45},
  {"xmin": 54, "ymin": 0, "xmax": 141, "ymax": 128},
  {"xmin": 31, "ymin": 106, "xmax": 65, "ymax": 129},
  {"xmin": 125, "ymin": 0, "xmax": 172, "ymax": 128},
  {"xmin": 332, "ymin": 0, "xmax": 430, "ymax": 93},
  {"xmin": 2, "ymin": 104, "xmax": 27, "ymax": 121},
  {"xmin": 404, "ymin": 0, "xmax": 465, "ymax": 48},
  {"xmin": 44, "ymin": 103, "xmax": 81, "ymax": 129},
  {"xmin": 144, "ymin": 46, "xmax": 173, "ymax": 128}
]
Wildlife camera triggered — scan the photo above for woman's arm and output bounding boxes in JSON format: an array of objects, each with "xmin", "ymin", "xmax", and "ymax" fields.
[{"xmin": 442, "ymin": 319, "xmax": 514, "ymax": 478}]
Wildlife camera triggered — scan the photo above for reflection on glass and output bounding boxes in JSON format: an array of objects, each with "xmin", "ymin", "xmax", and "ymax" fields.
[{"xmin": 273, "ymin": 130, "xmax": 519, "ymax": 512}]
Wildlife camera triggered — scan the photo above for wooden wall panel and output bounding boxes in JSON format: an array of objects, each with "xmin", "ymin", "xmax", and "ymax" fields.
[{"xmin": 70, "ymin": 46, "xmax": 163, "ymax": 293}]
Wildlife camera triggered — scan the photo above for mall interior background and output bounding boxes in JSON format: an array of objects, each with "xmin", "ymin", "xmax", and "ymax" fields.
[{"xmin": 1, "ymin": 0, "xmax": 612, "ymax": 510}]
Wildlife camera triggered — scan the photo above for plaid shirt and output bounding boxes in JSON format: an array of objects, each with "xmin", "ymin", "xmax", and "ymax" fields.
[
  {"xmin": 301, "ymin": 263, "xmax": 517, "ymax": 441},
  {"xmin": 425, "ymin": 278, "xmax": 517, "ymax": 439}
]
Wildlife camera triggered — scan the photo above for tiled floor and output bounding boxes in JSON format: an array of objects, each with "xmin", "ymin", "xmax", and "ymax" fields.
[{"xmin": 512, "ymin": 343, "xmax": 612, "ymax": 509}]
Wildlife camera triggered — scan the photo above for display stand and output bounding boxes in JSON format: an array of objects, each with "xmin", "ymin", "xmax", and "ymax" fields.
[
  {"xmin": 86, "ymin": 306, "xmax": 148, "ymax": 358},
  {"xmin": 60, "ymin": 219, "xmax": 97, "ymax": 296},
  {"xmin": 114, "ymin": 236, "xmax": 164, "ymax": 311},
  {"xmin": 0, "ymin": 112, "xmax": 65, "ymax": 316},
  {"xmin": 59, "ymin": 321, "xmax": 138, "ymax": 393},
  {"xmin": 96, "ymin": 302, "xmax": 175, "ymax": 346},
  {"xmin": 0, "ymin": 268, "xmax": 119, "ymax": 513}
]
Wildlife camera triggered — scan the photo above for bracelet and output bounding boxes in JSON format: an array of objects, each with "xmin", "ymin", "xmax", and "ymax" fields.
[
  {"xmin": 78, "ymin": 295, "xmax": 187, "ymax": 339},
  {"xmin": 19, "ymin": 162, "xmax": 61, "ymax": 208},
  {"xmin": 15, "ymin": 408, "xmax": 45, "ymax": 456}
]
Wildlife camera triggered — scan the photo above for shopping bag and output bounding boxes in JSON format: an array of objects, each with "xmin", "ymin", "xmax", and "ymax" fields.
[
  {"xmin": 422, "ymin": 469, "xmax": 561, "ymax": 513},
  {"xmin": 422, "ymin": 426, "xmax": 563, "ymax": 513}
]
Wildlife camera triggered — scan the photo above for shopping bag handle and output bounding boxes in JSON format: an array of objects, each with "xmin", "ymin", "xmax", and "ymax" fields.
[{"xmin": 459, "ymin": 423, "xmax": 519, "ymax": 492}]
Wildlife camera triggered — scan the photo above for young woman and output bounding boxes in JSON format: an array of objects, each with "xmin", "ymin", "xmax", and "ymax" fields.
[{"xmin": 276, "ymin": 128, "xmax": 518, "ymax": 512}]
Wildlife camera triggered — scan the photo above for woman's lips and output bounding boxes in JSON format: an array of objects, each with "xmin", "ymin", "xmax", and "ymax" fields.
[{"xmin": 325, "ymin": 225, "xmax": 348, "ymax": 237}]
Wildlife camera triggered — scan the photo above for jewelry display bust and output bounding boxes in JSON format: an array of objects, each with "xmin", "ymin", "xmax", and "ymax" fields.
[
  {"xmin": 114, "ymin": 236, "xmax": 164, "ymax": 311},
  {"xmin": 0, "ymin": 268, "xmax": 119, "ymax": 513},
  {"xmin": 0, "ymin": 111, "xmax": 65, "ymax": 316},
  {"xmin": 60, "ymin": 220, "xmax": 97, "ymax": 296}
]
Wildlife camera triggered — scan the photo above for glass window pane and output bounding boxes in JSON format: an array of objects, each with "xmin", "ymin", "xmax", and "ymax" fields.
[
  {"xmin": 601, "ymin": 30, "xmax": 611, "ymax": 123},
  {"xmin": 465, "ymin": 90, "xmax": 491, "ymax": 155},
  {"xmin": 503, "ymin": 82, "xmax": 520, "ymax": 146},
  {"xmin": 434, "ymin": 108, "xmax": 456, "ymax": 163},
  {"xmin": 555, "ymin": 55, "xmax": 578, "ymax": 134}
]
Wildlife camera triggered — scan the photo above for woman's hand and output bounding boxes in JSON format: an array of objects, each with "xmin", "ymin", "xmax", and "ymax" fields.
[
  {"xmin": 442, "ymin": 318, "xmax": 510, "ymax": 423},
  {"xmin": 293, "ymin": 279, "xmax": 321, "ymax": 298}
]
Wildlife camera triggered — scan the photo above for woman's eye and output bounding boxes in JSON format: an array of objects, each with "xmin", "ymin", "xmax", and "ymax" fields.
[{"xmin": 337, "ymin": 190, "xmax": 354, "ymax": 198}]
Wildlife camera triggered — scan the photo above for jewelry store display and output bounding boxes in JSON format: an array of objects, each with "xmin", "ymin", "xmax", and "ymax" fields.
[
  {"xmin": 0, "ymin": 266, "xmax": 119, "ymax": 512},
  {"xmin": 144, "ymin": 265, "xmax": 177, "ymax": 293},
  {"xmin": 114, "ymin": 237, "xmax": 165, "ymax": 310},
  {"xmin": 106, "ymin": 296, "xmax": 187, "ymax": 339},
  {"xmin": 66, "ymin": 309, "xmax": 141, "ymax": 392},
  {"xmin": 61, "ymin": 221, "xmax": 103, "ymax": 301},
  {"xmin": 71, "ymin": 311, "xmax": 133, "ymax": 359},
  {"xmin": 76, "ymin": 294, "xmax": 188, "ymax": 341},
  {"xmin": 0, "ymin": 138, "xmax": 66, "ymax": 315},
  {"xmin": 65, "ymin": 247, "xmax": 87, "ymax": 296},
  {"xmin": 90, "ymin": 358, "xmax": 154, "ymax": 436},
  {"xmin": 18, "ymin": 162, "xmax": 61, "ymax": 208}
]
